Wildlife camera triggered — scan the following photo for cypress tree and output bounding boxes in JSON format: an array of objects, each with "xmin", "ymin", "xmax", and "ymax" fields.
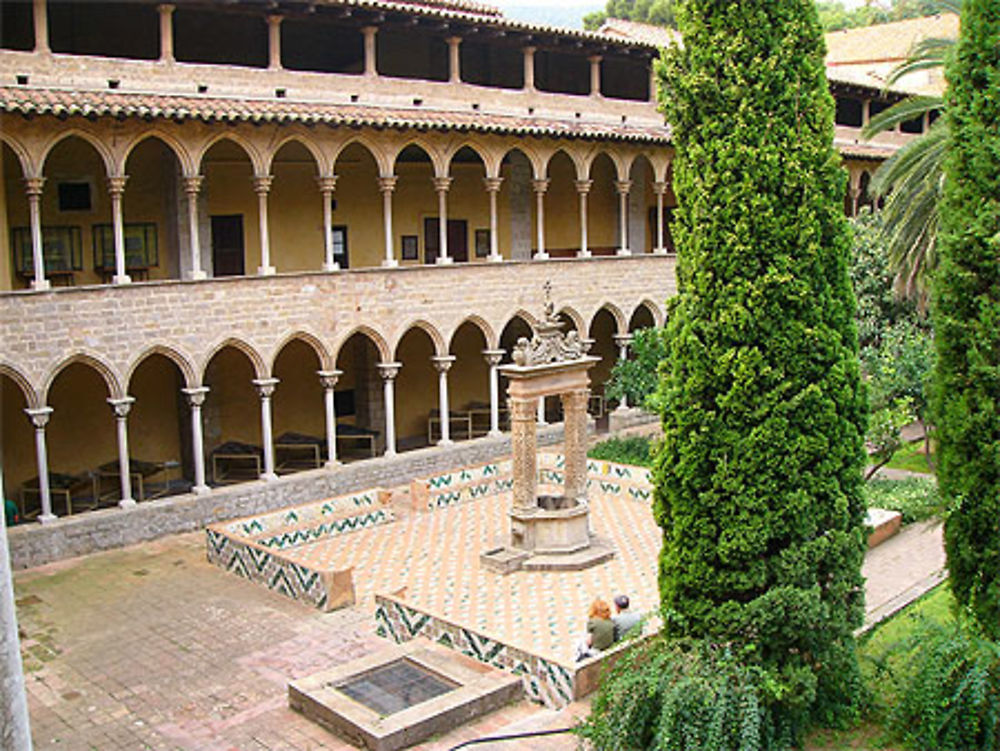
[
  {"xmin": 654, "ymin": 0, "xmax": 868, "ymax": 726},
  {"xmin": 932, "ymin": 0, "xmax": 1000, "ymax": 640}
]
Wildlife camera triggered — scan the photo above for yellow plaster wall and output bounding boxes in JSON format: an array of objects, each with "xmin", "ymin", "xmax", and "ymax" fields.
[
  {"xmin": 393, "ymin": 329, "xmax": 437, "ymax": 443},
  {"xmin": 128, "ymin": 357, "xmax": 183, "ymax": 465},
  {"xmin": 122, "ymin": 139, "xmax": 178, "ymax": 281},
  {"xmin": 393, "ymin": 161, "xmax": 437, "ymax": 264},
  {"xmin": 588, "ymin": 157, "xmax": 618, "ymax": 250},
  {"xmin": 2, "ymin": 377, "xmax": 34, "ymax": 491},
  {"xmin": 46, "ymin": 364, "xmax": 117, "ymax": 479},
  {"xmin": 202, "ymin": 348, "xmax": 260, "ymax": 451},
  {"xmin": 203, "ymin": 148, "xmax": 261, "ymax": 274},
  {"xmin": 544, "ymin": 155, "xmax": 580, "ymax": 252},
  {"xmin": 448, "ymin": 325, "xmax": 490, "ymax": 411},
  {"xmin": 269, "ymin": 160, "xmax": 325, "ymax": 273},
  {"xmin": 330, "ymin": 146, "xmax": 383, "ymax": 269},
  {"xmin": 272, "ymin": 341, "xmax": 325, "ymax": 439}
]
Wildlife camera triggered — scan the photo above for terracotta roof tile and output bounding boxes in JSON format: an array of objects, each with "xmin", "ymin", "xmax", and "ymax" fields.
[
  {"xmin": 824, "ymin": 13, "xmax": 959, "ymax": 65},
  {"xmin": 599, "ymin": 18, "xmax": 681, "ymax": 49},
  {"xmin": 0, "ymin": 86, "xmax": 671, "ymax": 143}
]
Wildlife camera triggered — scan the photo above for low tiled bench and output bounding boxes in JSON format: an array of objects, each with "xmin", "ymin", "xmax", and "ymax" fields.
[
  {"xmin": 410, "ymin": 460, "xmax": 513, "ymax": 511},
  {"xmin": 206, "ymin": 488, "xmax": 393, "ymax": 611}
]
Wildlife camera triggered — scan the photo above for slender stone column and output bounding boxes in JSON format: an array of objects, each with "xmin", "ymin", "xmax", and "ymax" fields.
[
  {"xmin": 589, "ymin": 55, "xmax": 602, "ymax": 98},
  {"xmin": 613, "ymin": 334, "xmax": 633, "ymax": 410},
  {"xmin": 433, "ymin": 176, "xmax": 454, "ymax": 265},
  {"xmin": 24, "ymin": 176, "xmax": 49, "ymax": 291},
  {"xmin": 182, "ymin": 175, "xmax": 207, "ymax": 280},
  {"xmin": 318, "ymin": 370, "xmax": 342, "ymax": 468},
  {"xmin": 431, "ymin": 355, "xmax": 456, "ymax": 445},
  {"xmin": 510, "ymin": 396, "xmax": 538, "ymax": 510},
  {"xmin": 182, "ymin": 387, "xmax": 210, "ymax": 493},
  {"xmin": 377, "ymin": 363, "xmax": 401, "ymax": 456},
  {"xmin": 652, "ymin": 180, "xmax": 669, "ymax": 254},
  {"xmin": 537, "ymin": 397, "xmax": 547, "ymax": 426},
  {"xmin": 253, "ymin": 378, "xmax": 279, "ymax": 480},
  {"xmin": 523, "ymin": 46, "xmax": 536, "ymax": 92},
  {"xmin": 26, "ymin": 407, "xmax": 55, "ymax": 523},
  {"xmin": 362, "ymin": 26, "xmax": 378, "ymax": 77},
  {"xmin": 615, "ymin": 180, "xmax": 632, "ymax": 256},
  {"xmin": 575, "ymin": 179, "xmax": 592, "ymax": 258},
  {"xmin": 862, "ymin": 99, "xmax": 871, "ymax": 126},
  {"xmin": 158, "ymin": 4, "xmax": 175, "ymax": 63},
  {"xmin": 482, "ymin": 349, "xmax": 504, "ymax": 437},
  {"xmin": 561, "ymin": 388, "xmax": 590, "ymax": 501},
  {"xmin": 108, "ymin": 397, "xmax": 136, "ymax": 507},
  {"xmin": 108, "ymin": 176, "xmax": 131, "ymax": 284},
  {"xmin": 648, "ymin": 61, "xmax": 657, "ymax": 102},
  {"xmin": 378, "ymin": 176, "xmax": 398, "ymax": 267},
  {"xmin": 482, "ymin": 177, "xmax": 503, "ymax": 262},
  {"xmin": 252, "ymin": 175, "xmax": 275, "ymax": 275},
  {"xmin": 0, "ymin": 467, "xmax": 32, "ymax": 751},
  {"xmin": 33, "ymin": 0, "xmax": 48, "ymax": 53},
  {"xmin": 316, "ymin": 175, "xmax": 339, "ymax": 271},
  {"xmin": 447, "ymin": 36, "xmax": 462, "ymax": 83},
  {"xmin": 532, "ymin": 178, "xmax": 550, "ymax": 260},
  {"xmin": 267, "ymin": 15, "xmax": 283, "ymax": 70}
]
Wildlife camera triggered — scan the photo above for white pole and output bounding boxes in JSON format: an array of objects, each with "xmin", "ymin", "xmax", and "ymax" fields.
[
  {"xmin": 253, "ymin": 378, "xmax": 279, "ymax": 480},
  {"xmin": 183, "ymin": 387, "xmax": 210, "ymax": 493},
  {"xmin": 108, "ymin": 397, "xmax": 136, "ymax": 507},
  {"xmin": 318, "ymin": 370, "xmax": 342, "ymax": 467}
]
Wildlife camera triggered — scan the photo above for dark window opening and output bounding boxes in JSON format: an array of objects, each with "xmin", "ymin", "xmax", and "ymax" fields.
[
  {"xmin": 901, "ymin": 116, "xmax": 924, "ymax": 134},
  {"xmin": 334, "ymin": 389, "xmax": 355, "ymax": 417},
  {"xmin": 175, "ymin": 9, "xmax": 267, "ymax": 68},
  {"xmin": 332, "ymin": 225, "xmax": 349, "ymax": 269},
  {"xmin": 424, "ymin": 218, "xmax": 468, "ymax": 263},
  {"xmin": 869, "ymin": 99, "xmax": 892, "ymax": 119},
  {"xmin": 601, "ymin": 56, "xmax": 649, "ymax": 101},
  {"xmin": 1, "ymin": 1, "xmax": 34, "ymax": 51},
  {"xmin": 929, "ymin": 109, "xmax": 942, "ymax": 125},
  {"xmin": 48, "ymin": 2, "xmax": 157, "ymax": 60},
  {"xmin": 535, "ymin": 50, "xmax": 589, "ymax": 96},
  {"xmin": 57, "ymin": 182, "xmax": 91, "ymax": 212},
  {"xmin": 283, "ymin": 19, "xmax": 363, "ymax": 74},
  {"xmin": 377, "ymin": 29, "xmax": 447, "ymax": 82},
  {"xmin": 460, "ymin": 41, "xmax": 523, "ymax": 89},
  {"xmin": 211, "ymin": 215, "xmax": 245, "ymax": 277},
  {"xmin": 835, "ymin": 96, "xmax": 864, "ymax": 127}
]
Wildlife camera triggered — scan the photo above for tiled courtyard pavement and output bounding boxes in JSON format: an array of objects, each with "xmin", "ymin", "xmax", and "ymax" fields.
[{"xmin": 13, "ymin": 487, "xmax": 946, "ymax": 750}]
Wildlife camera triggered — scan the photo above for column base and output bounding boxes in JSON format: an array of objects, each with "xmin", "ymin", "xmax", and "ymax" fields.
[
  {"xmin": 384, "ymin": 450, "xmax": 396, "ymax": 458},
  {"xmin": 261, "ymin": 472, "xmax": 279, "ymax": 482},
  {"xmin": 486, "ymin": 254, "xmax": 503, "ymax": 263},
  {"xmin": 435, "ymin": 256, "xmax": 454, "ymax": 265},
  {"xmin": 324, "ymin": 460, "xmax": 341, "ymax": 470},
  {"xmin": 438, "ymin": 438, "xmax": 454, "ymax": 447},
  {"xmin": 578, "ymin": 251, "xmax": 592, "ymax": 259},
  {"xmin": 30, "ymin": 279, "xmax": 51, "ymax": 292},
  {"xmin": 322, "ymin": 262, "xmax": 341, "ymax": 272},
  {"xmin": 616, "ymin": 249, "xmax": 632, "ymax": 257},
  {"xmin": 382, "ymin": 259, "xmax": 399, "ymax": 268},
  {"xmin": 38, "ymin": 513, "xmax": 58, "ymax": 525},
  {"xmin": 192, "ymin": 484, "xmax": 212, "ymax": 495},
  {"xmin": 257, "ymin": 266, "xmax": 276, "ymax": 276},
  {"xmin": 534, "ymin": 253, "xmax": 550, "ymax": 261},
  {"xmin": 112, "ymin": 274, "xmax": 133, "ymax": 284},
  {"xmin": 487, "ymin": 430, "xmax": 503, "ymax": 439},
  {"xmin": 653, "ymin": 247, "xmax": 669, "ymax": 255},
  {"xmin": 118, "ymin": 498, "xmax": 137, "ymax": 509},
  {"xmin": 189, "ymin": 269, "xmax": 209, "ymax": 281}
]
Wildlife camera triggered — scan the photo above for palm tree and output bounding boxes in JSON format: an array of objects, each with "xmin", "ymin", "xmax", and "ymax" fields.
[{"xmin": 861, "ymin": 0, "xmax": 958, "ymax": 309}]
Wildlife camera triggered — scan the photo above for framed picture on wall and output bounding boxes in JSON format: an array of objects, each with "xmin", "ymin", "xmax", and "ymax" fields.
[
  {"xmin": 401, "ymin": 235, "xmax": 418, "ymax": 261},
  {"xmin": 475, "ymin": 229, "xmax": 490, "ymax": 258}
]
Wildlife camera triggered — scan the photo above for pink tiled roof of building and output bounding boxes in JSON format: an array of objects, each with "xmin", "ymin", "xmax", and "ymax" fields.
[
  {"xmin": 0, "ymin": 86, "xmax": 671, "ymax": 144},
  {"xmin": 599, "ymin": 18, "xmax": 681, "ymax": 49},
  {"xmin": 824, "ymin": 12, "xmax": 959, "ymax": 65}
]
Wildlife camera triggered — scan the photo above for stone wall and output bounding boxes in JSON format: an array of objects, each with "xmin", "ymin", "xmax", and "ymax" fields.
[{"xmin": 1, "ymin": 255, "xmax": 675, "ymax": 400}]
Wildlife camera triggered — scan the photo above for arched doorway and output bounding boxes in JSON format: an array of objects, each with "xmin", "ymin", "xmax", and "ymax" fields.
[
  {"xmin": 448, "ymin": 320, "xmax": 491, "ymax": 438},
  {"xmin": 334, "ymin": 331, "xmax": 385, "ymax": 459},
  {"xmin": 123, "ymin": 137, "xmax": 185, "ymax": 281},
  {"xmin": 394, "ymin": 326, "xmax": 440, "ymax": 449},
  {"xmin": 201, "ymin": 138, "xmax": 256, "ymax": 277},
  {"xmin": 128, "ymin": 353, "xmax": 191, "ymax": 498},
  {"xmin": 272, "ymin": 338, "xmax": 326, "ymax": 473},
  {"xmin": 202, "ymin": 345, "xmax": 262, "ymax": 485}
]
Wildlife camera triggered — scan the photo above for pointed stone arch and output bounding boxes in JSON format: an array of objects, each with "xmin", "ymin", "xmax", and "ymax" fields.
[
  {"xmin": 585, "ymin": 148, "xmax": 629, "ymax": 182},
  {"xmin": 591, "ymin": 302, "xmax": 628, "ymax": 335},
  {"xmin": 448, "ymin": 315, "xmax": 497, "ymax": 352},
  {"xmin": 263, "ymin": 133, "xmax": 329, "ymax": 176},
  {"xmin": 498, "ymin": 145, "xmax": 546, "ymax": 181},
  {"xmin": 269, "ymin": 330, "xmax": 333, "ymax": 372},
  {"xmin": 200, "ymin": 338, "xmax": 268, "ymax": 381},
  {"xmin": 392, "ymin": 320, "xmax": 446, "ymax": 359},
  {"xmin": 388, "ymin": 139, "xmax": 449, "ymax": 178},
  {"xmin": 0, "ymin": 131, "xmax": 34, "ymax": 178},
  {"xmin": 557, "ymin": 306, "xmax": 586, "ymax": 333},
  {"xmin": 330, "ymin": 135, "xmax": 393, "ymax": 177},
  {"xmin": 333, "ymin": 326, "xmax": 391, "ymax": 364},
  {"xmin": 631, "ymin": 299, "xmax": 664, "ymax": 329},
  {"xmin": 543, "ymin": 147, "xmax": 587, "ymax": 181},
  {"xmin": 125, "ymin": 345, "xmax": 198, "ymax": 390},
  {"xmin": 119, "ymin": 129, "xmax": 195, "ymax": 177},
  {"xmin": 0, "ymin": 362, "xmax": 39, "ymax": 409},
  {"xmin": 39, "ymin": 129, "xmax": 116, "ymax": 178},
  {"xmin": 43, "ymin": 352, "xmax": 123, "ymax": 402},
  {"xmin": 193, "ymin": 133, "xmax": 265, "ymax": 175}
]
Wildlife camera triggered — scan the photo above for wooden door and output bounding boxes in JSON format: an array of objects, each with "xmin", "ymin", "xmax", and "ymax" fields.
[{"xmin": 211, "ymin": 215, "xmax": 245, "ymax": 277}]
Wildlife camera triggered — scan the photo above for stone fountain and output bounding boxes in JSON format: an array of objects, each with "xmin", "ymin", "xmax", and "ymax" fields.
[{"xmin": 480, "ymin": 295, "xmax": 615, "ymax": 574}]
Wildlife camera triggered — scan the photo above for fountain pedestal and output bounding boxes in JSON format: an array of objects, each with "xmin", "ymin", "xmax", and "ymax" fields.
[{"xmin": 480, "ymin": 304, "xmax": 615, "ymax": 574}]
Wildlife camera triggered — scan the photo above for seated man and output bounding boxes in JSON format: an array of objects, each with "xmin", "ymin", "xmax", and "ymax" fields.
[
  {"xmin": 4, "ymin": 497, "xmax": 19, "ymax": 527},
  {"xmin": 612, "ymin": 594, "xmax": 642, "ymax": 641}
]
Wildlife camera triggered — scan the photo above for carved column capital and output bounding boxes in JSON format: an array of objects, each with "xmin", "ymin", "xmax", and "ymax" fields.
[
  {"xmin": 531, "ymin": 178, "xmax": 550, "ymax": 195},
  {"xmin": 23, "ymin": 176, "xmax": 45, "ymax": 197},
  {"xmin": 483, "ymin": 176, "xmax": 503, "ymax": 193},
  {"xmin": 25, "ymin": 406, "xmax": 53, "ymax": 429},
  {"xmin": 377, "ymin": 362, "xmax": 401, "ymax": 381},
  {"xmin": 431, "ymin": 355, "xmax": 456, "ymax": 373},
  {"xmin": 267, "ymin": 13, "xmax": 283, "ymax": 27},
  {"xmin": 107, "ymin": 175, "xmax": 129, "ymax": 196},
  {"xmin": 378, "ymin": 175, "xmax": 398, "ymax": 194},
  {"xmin": 182, "ymin": 175, "xmax": 204, "ymax": 195},
  {"xmin": 252, "ymin": 377, "xmax": 279, "ymax": 398},
  {"xmin": 652, "ymin": 180, "xmax": 669, "ymax": 196},
  {"xmin": 108, "ymin": 396, "xmax": 136, "ymax": 418},
  {"xmin": 432, "ymin": 176, "xmax": 454, "ymax": 194},
  {"xmin": 157, "ymin": 3, "xmax": 175, "ymax": 14},
  {"xmin": 574, "ymin": 179, "xmax": 593, "ymax": 195},
  {"xmin": 482, "ymin": 349, "xmax": 505, "ymax": 367},
  {"xmin": 315, "ymin": 175, "xmax": 338, "ymax": 194},
  {"xmin": 613, "ymin": 333, "xmax": 634, "ymax": 349},
  {"xmin": 317, "ymin": 369, "xmax": 343, "ymax": 390},
  {"xmin": 509, "ymin": 396, "xmax": 537, "ymax": 421},
  {"xmin": 614, "ymin": 179, "xmax": 633, "ymax": 196},
  {"xmin": 182, "ymin": 386, "xmax": 209, "ymax": 407},
  {"xmin": 252, "ymin": 175, "xmax": 274, "ymax": 196}
]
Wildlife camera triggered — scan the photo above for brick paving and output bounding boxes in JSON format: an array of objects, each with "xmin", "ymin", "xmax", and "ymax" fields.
[{"xmin": 13, "ymin": 482, "xmax": 947, "ymax": 750}]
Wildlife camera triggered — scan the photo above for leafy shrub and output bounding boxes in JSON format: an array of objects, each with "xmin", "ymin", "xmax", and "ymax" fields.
[
  {"xmin": 888, "ymin": 618, "xmax": 1000, "ymax": 750},
  {"xmin": 589, "ymin": 436, "xmax": 654, "ymax": 467},
  {"xmin": 577, "ymin": 637, "xmax": 800, "ymax": 751},
  {"xmin": 864, "ymin": 477, "xmax": 945, "ymax": 523},
  {"xmin": 605, "ymin": 327, "xmax": 668, "ymax": 412}
]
